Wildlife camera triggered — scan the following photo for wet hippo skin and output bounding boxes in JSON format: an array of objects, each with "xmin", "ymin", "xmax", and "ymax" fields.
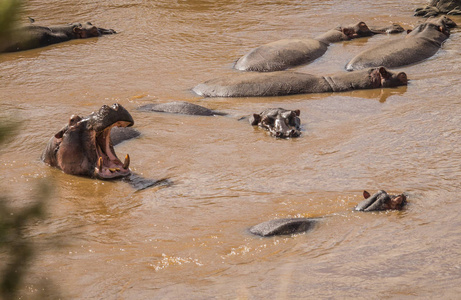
[
  {"xmin": 0, "ymin": 22, "xmax": 116, "ymax": 53},
  {"xmin": 346, "ymin": 16, "xmax": 456, "ymax": 71},
  {"xmin": 415, "ymin": 0, "xmax": 461, "ymax": 17},
  {"xmin": 137, "ymin": 101, "xmax": 226, "ymax": 116},
  {"xmin": 249, "ymin": 218, "xmax": 317, "ymax": 237},
  {"xmin": 355, "ymin": 190, "xmax": 407, "ymax": 211},
  {"xmin": 41, "ymin": 104, "xmax": 136, "ymax": 179},
  {"xmin": 249, "ymin": 108, "xmax": 301, "ymax": 138},
  {"xmin": 250, "ymin": 190, "xmax": 407, "ymax": 237},
  {"xmin": 234, "ymin": 22, "xmax": 404, "ymax": 72},
  {"xmin": 193, "ymin": 67, "xmax": 407, "ymax": 98}
]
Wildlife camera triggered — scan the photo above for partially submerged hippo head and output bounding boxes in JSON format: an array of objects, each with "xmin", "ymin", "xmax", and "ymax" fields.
[
  {"xmin": 71, "ymin": 22, "xmax": 116, "ymax": 38},
  {"xmin": 368, "ymin": 67, "xmax": 408, "ymax": 87},
  {"xmin": 41, "ymin": 104, "xmax": 133, "ymax": 179},
  {"xmin": 355, "ymin": 190, "xmax": 407, "ymax": 211},
  {"xmin": 249, "ymin": 108, "xmax": 301, "ymax": 138}
]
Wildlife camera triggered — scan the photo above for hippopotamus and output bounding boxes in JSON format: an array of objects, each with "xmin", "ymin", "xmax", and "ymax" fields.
[
  {"xmin": 345, "ymin": 16, "xmax": 456, "ymax": 71},
  {"xmin": 234, "ymin": 22, "xmax": 404, "ymax": 72},
  {"xmin": 249, "ymin": 218, "xmax": 317, "ymax": 237},
  {"xmin": 0, "ymin": 22, "xmax": 116, "ymax": 53},
  {"xmin": 354, "ymin": 190, "xmax": 407, "ymax": 211},
  {"xmin": 137, "ymin": 101, "xmax": 226, "ymax": 116},
  {"xmin": 415, "ymin": 0, "xmax": 461, "ymax": 17},
  {"xmin": 41, "ymin": 104, "xmax": 138, "ymax": 179},
  {"xmin": 193, "ymin": 67, "xmax": 407, "ymax": 98},
  {"xmin": 249, "ymin": 190, "xmax": 407, "ymax": 237},
  {"xmin": 249, "ymin": 108, "xmax": 301, "ymax": 138}
]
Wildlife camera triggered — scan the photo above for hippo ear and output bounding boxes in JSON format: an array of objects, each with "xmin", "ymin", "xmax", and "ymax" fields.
[
  {"xmin": 393, "ymin": 194, "xmax": 406, "ymax": 206},
  {"xmin": 358, "ymin": 21, "xmax": 368, "ymax": 31},
  {"xmin": 73, "ymin": 26, "xmax": 83, "ymax": 37},
  {"xmin": 397, "ymin": 72, "xmax": 408, "ymax": 85},
  {"xmin": 378, "ymin": 67, "xmax": 391, "ymax": 79},
  {"xmin": 293, "ymin": 109, "xmax": 300, "ymax": 117},
  {"xmin": 54, "ymin": 129, "xmax": 65, "ymax": 139},
  {"xmin": 342, "ymin": 28, "xmax": 354, "ymax": 38},
  {"xmin": 249, "ymin": 114, "xmax": 261, "ymax": 126},
  {"xmin": 363, "ymin": 190, "xmax": 371, "ymax": 199}
]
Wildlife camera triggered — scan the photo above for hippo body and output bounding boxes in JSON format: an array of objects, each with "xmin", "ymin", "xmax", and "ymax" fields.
[
  {"xmin": 41, "ymin": 104, "xmax": 135, "ymax": 179},
  {"xmin": 249, "ymin": 108, "xmax": 301, "ymax": 138},
  {"xmin": 1, "ymin": 22, "xmax": 115, "ymax": 53},
  {"xmin": 415, "ymin": 0, "xmax": 461, "ymax": 17},
  {"xmin": 137, "ymin": 101, "xmax": 226, "ymax": 116},
  {"xmin": 234, "ymin": 22, "xmax": 404, "ymax": 72},
  {"xmin": 346, "ymin": 17, "xmax": 455, "ymax": 71},
  {"xmin": 249, "ymin": 218, "xmax": 317, "ymax": 237},
  {"xmin": 193, "ymin": 67, "xmax": 407, "ymax": 98}
]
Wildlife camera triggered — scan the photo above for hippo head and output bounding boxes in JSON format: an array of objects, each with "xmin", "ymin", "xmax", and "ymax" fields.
[
  {"xmin": 249, "ymin": 108, "xmax": 301, "ymax": 138},
  {"xmin": 71, "ymin": 22, "xmax": 116, "ymax": 38},
  {"xmin": 41, "ymin": 104, "xmax": 133, "ymax": 179},
  {"xmin": 355, "ymin": 190, "xmax": 407, "ymax": 211},
  {"xmin": 341, "ymin": 22, "xmax": 374, "ymax": 39},
  {"xmin": 369, "ymin": 67, "xmax": 408, "ymax": 88}
]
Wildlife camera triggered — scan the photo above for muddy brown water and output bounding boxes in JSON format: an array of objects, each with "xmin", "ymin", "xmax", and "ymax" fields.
[{"xmin": 1, "ymin": 0, "xmax": 461, "ymax": 298}]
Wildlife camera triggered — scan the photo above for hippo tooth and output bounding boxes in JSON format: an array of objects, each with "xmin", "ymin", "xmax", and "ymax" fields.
[
  {"xmin": 123, "ymin": 154, "xmax": 130, "ymax": 169},
  {"xmin": 109, "ymin": 168, "xmax": 117, "ymax": 173},
  {"xmin": 97, "ymin": 157, "xmax": 103, "ymax": 170}
]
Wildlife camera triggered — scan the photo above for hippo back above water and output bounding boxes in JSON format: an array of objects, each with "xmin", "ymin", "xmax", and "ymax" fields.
[
  {"xmin": 234, "ymin": 22, "xmax": 404, "ymax": 72},
  {"xmin": 346, "ymin": 16, "xmax": 456, "ymax": 71},
  {"xmin": 415, "ymin": 0, "xmax": 461, "ymax": 17},
  {"xmin": 193, "ymin": 67, "xmax": 407, "ymax": 98}
]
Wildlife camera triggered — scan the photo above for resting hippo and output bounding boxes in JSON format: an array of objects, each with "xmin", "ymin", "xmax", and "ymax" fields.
[
  {"xmin": 346, "ymin": 16, "xmax": 456, "ymax": 71},
  {"xmin": 355, "ymin": 190, "xmax": 407, "ymax": 211},
  {"xmin": 137, "ymin": 101, "xmax": 226, "ymax": 116},
  {"xmin": 415, "ymin": 0, "xmax": 461, "ymax": 17},
  {"xmin": 249, "ymin": 108, "xmax": 301, "ymax": 138},
  {"xmin": 193, "ymin": 67, "xmax": 407, "ymax": 98},
  {"xmin": 234, "ymin": 22, "xmax": 404, "ymax": 72},
  {"xmin": 250, "ymin": 190, "xmax": 407, "ymax": 237},
  {"xmin": 41, "ymin": 104, "xmax": 138, "ymax": 179},
  {"xmin": 0, "ymin": 22, "xmax": 116, "ymax": 53}
]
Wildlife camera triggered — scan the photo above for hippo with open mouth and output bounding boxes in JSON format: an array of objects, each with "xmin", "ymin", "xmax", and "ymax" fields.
[
  {"xmin": 41, "ymin": 104, "xmax": 135, "ymax": 179},
  {"xmin": 249, "ymin": 108, "xmax": 301, "ymax": 138}
]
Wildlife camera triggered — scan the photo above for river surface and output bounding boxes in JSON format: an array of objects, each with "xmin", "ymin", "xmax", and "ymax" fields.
[{"xmin": 1, "ymin": 0, "xmax": 461, "ymax": 299}]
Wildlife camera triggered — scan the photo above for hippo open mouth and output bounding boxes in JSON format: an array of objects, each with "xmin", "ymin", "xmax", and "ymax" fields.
[
  {"xmin": 42, "ymin": 103, "xmax": 135, "ymax": 179},
  {"xmin": 94, "ymin": 120, "xmax": 132, "ymax": 179}
]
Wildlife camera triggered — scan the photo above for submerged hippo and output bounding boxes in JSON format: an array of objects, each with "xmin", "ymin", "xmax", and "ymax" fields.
[
  {"xmin": 234, "ymin": 22, "xmax": 404, "ymax": 72},
  {"xmin": 193, "ymin": 67, "xmax": 407, "ymax": 98},
  {"xmin": 346, "ymin": 16, "xmax": 456, "ymax": 71},
  {"xmin": 355, "ymin": 190, "xmax": 407, "ymax": 211},
  {"xmin": 41, "ymin": 104, "xmax": 138, "ymax": 179},
  {"xmin": 415, "ymin": 0, "xmax": 461, "ymax": 17},
  {"xmin": 249, "ymin": 108, "xmax": 301, "ymax": 138},
  {"xmin": 137, "ymin": 101, "xmax": 226, "ymax": 116},
  {"xmin": 249, "ymin": 218, "xmax": 317, "ymax": 237},
  {"xmin": 250, "ymin": 190, "xmax": 407, "ymax": 237},
  {"xmin": 0, "ymin": 22, "xmax": 116, "ymax": 53}
]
